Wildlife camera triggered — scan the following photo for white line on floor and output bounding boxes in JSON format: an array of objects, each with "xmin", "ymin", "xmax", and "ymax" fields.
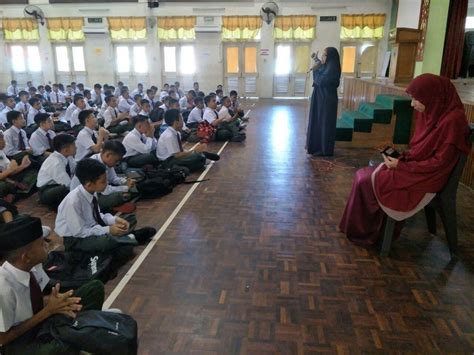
[{"xmin": 103, "ymin": 141, "xmax": 229, "ymax": 308}]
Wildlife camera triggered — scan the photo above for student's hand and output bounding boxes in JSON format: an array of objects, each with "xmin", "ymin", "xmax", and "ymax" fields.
[
  {"xmin": 98, "ymin": 127, "xmax": 108, "ymax": 139},
  {"xmin": 110, "ymin": 224, "xmax": 128, "ymax": 236},
  {"xmin": 8, "ymin": 159, "xmax": 19, "ymax": 172},
  {"xmin": 115, "ymin": 216, "xmax": 130, "ymax": 230},
  {"xmin": 127, "ymin": 178, "xmax": 136, "ymax": 190},
  {"xmin": 52, "ymin": 112, "xmax": 60, "ymax": 117},
  {"xmin": 194, "ymin": 143, "xmax": 207, "ymax": 153},
  {"xmin": 383, "ymin": 154, "xmax": 399, "ymax": 169},
  {"xmin": 45, "ymin": 283, "xmax": 82, "ymax": 318},
  {"xmin": 20, "ymin": 155, "xmax": 31, "ymax": 168},
  {"xmin": 146, "ymin": 125, "xmax": 155, "ymax": 138}
]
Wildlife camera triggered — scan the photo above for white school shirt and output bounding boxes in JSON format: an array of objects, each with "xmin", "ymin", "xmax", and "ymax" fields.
[
  {"xmin": 0, "ymin": 262, "xmax": 49, "ymax": 332},
  {"xmin": 0, "ymin": 150, "xmax": 11, "ymax": 172},
  {"xmin": 122, "ymin": 128, "xmax": 156, "ymax": 158},
  {"xmin": 91, "ymin": 91, "xmax": 105, "ymax": 107},
  {"xmin": 203, "ymin": 107, "xmax": 219, "ymax": 124},
  {"xmin": 3, "ymin": 126, "xmax": 30, "ymax": 157},
  {"xmin": 29, "ymin": 127, "xmax": 56, "ymax": 156},
  {"xmin": 113, "ymin": 87, "xmax": 122, "ymax": 98},
  {"xmin": 55, "ymin": 184, "xmax": 116, "ymax": 238},
  {"xmin": 159, "ymin": 91, "xmax": 169, "ymax": 101},
  {"xmin": 63, "ymin": 103, "xmax": 77, "ymax": 123},
  {"xmin": 27, "ymin": 106, "xmax": 46, "ymax": 127},
  {"xmin": 131, "ymin": 88, "xmax": 144, "ymax": 98},
  {"xmin": 129, "ymin": 103, "xmax": 141, "ymax": 118},
  {"xmin": 138, "ymin": 110, "xmax": 150, "ymax": 118},
  {"xmin": 98, "ymin": 101, "xmax": 108, "ymax": 118},
  {"xmin": 37, "ymin": 150, "xmax": 75, "ymax": 188},
  {"xmin": 179, "ymin": 96, "xmax": 189, "ymax": 111},
  {"xmin": 0, "ymin": 107, "xmax": 13, "ymax": 125},
  {"xmin": 146, "ymin": 96, "xmax": 156, "ymax": 108},
  {"xmin": 103, "ymin": 106, "xmax": 123, "ymax": 129},
  {"xmin": 14, "ymin": 101, "xmax": 29, "ymax": 116},
  {"xmin": 51, "ymin": 90, "xmax": 66, "ymax": 104},
  {"xmin": 159, "ymin": 104, "xmax": 168, "ymax": 112},
  {"xmin": 70, "ymin": 108, "xmax": 83, "ymax": 128},
  {"xmin": 156, "ymin": 126, "xmax": 182, "ymax": 161},
  {"xmin": 118, "ymin": 96, "xmax": 134, "ymax": 113},
  {"xmin": 75, "ymin": 126, "xmax": 98, "ymax": 161},
  {"xmin": 187, "ymin": 107, "xmax": 204, "ymax": 124},
  {"xmin": 218, "ymin": 106, "xmax": 233, "ymax": 121},
  {"xmin": 177, "ymin": 88, "xmax": 185, "ymax": 98},
  {"xmin": 70, "ymin": 153, "xmax": 127, "ymax": 195},
  {"xmin": 7, "ymin": 85, "xmax": 18, "ymax": 97}
]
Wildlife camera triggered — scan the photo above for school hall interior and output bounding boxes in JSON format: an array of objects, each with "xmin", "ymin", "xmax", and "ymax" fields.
[{"xmin": 0, "ymin": 0, "xmax": 473, "ymax": 353}]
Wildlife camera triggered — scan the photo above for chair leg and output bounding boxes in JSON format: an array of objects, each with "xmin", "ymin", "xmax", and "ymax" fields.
[
  {"xmin": 438, "ymin": 199, "xmax": 458, "ymax": 259},
  {"xmin": 424, "ymin": 205, "xmax": 437, "ymax": 235},
  {"xmin": 381, "ymin": 217, "xmax": 396, "ymax": 257}
]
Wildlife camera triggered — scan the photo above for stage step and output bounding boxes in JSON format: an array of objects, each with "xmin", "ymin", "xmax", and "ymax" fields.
[
  {"xmin": 358, "ymin": 102, "xmax": 392, "ymax": 124},
  {"xmin": 341, "ymin": 110, "xmax": 373, "ymax": 132},
  {"xmin": 335, "ymin": 116, "xmax": 353, "ymax": 141},
  {"xmin": 376, "ymin": 95, "xmax": 412, "ymax": 114}
]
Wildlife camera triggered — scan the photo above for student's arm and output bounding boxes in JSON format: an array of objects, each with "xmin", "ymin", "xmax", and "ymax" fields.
[
  {"xmin": 67, "ymin": 199, "xmax": 111, "ymax": 237},
  {"xmin": 3, "ymin": 132, "xmax": 19, "ymax": 157},
  {"xmin": 90, "ymin": 128, "xmax": 108, "ymax": 153},
  {"xmin": 1, "ymin": 210, "xmax": 14, "ymax": 223},
  {"xmin": 0, "ymin": 162, "xmax": 16, "ymax": 180}
]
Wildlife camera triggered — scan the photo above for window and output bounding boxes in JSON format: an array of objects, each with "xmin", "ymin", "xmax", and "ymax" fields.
[
  {"xmin": 55, "ymin": 45, "xmax": 86, "ymax": 72},
  {"xmin": 466, "ymin": 17, "xmax": 474, "ymax": 29},
  {"xmin": 180, "ymin": 45, "xmax": 195, "ymax": 75},
  {"xmin": 162, "ymin": 45, "xmax": 196, "ymax": 75},
  {"xmin": 341, "ymin": 46, "xmax": 356, "ymax": 74},
  {"xmin": 116, "ymin": 45, "xmax": 147, "ymax": 73},
  {"xmin": 10, "ymin": 45, "xmax": 41, "ymax": 73},
  {"xmin": 275, "ymin": 45, "xmax": 291, "ymax": 75},
  {"xmin": 164, "ymin": 46, "xmax": 177, "ymax": 72},
  {"xmin": 226, "ymin": 47, "xmax": 239, "ymax": 74}
]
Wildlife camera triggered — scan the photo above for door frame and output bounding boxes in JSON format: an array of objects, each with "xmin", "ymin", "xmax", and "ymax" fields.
[{"xmin": 223, "ymin": 42, "xmax": 260, "ymax": 97}]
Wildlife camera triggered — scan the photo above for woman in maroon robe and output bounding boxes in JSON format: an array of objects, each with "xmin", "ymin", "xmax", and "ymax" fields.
[{"xmin": 339, "ymin": 74, "xmax": 471, "ymax": 245}]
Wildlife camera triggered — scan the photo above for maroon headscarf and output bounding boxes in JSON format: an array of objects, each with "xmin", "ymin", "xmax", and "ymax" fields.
[{"xmin": 374, "ymin": 74, "xmax": 470, "ymax": 212}]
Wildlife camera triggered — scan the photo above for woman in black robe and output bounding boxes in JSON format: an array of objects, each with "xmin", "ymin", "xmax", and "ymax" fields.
[{"xmin": 306, "ymin": 47, "xmax": 341, "ymax": 156}]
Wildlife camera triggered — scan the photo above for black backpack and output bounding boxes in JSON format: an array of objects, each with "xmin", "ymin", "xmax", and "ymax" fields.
[
  {"xmin": 136, "ymin": 176, "xmax": 174, "ymax": 199},
  {"xmin": 145, "ymin": 166, "xmax": 189, "ymax": 186},
  {"xmin": 37, "ymin": 310, "xmax": 138, "ymax": 355},
  {"xmin": 44, "ymin": 251, "xmax": 113, "ymax": 291}
]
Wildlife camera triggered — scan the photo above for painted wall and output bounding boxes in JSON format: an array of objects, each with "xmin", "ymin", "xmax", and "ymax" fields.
[
  {"xmin": 414, "ymin": 0, "xmax": 450, "ymax": 76},
  {"xmin": 396, "ymin": 0, "xmax": 422, "ymax": 28},
  {"xmin": 0, "ymin": 0, "xmax": 391, "ymax": 97}
]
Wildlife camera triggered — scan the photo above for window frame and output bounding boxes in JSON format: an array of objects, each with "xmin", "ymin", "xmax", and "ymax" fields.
[
  {"xmin": 53, "ymin": 44, "xmax": 87, "ymax": 74},
  {"xmin": 9, "ymin": 44, "xmax": 42, "ymax": 74}
]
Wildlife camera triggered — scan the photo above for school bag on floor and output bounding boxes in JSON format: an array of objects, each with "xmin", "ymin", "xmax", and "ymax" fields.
[
  {"xmin": 37, "ymin": 310, "xmax": 138, "ymax": 355},
  {"xmin": 44, "ymin": 251, "xmax": 113, "ymax": 290}
]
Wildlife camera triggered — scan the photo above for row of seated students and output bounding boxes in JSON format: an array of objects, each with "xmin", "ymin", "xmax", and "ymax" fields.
[{"xmin": 0, "ymin": 81, "xmax": 244, "ymax": 352}]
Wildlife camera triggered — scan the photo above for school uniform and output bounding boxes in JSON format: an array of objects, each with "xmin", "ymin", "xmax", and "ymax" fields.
[
  {"xmin": 3, "ymin": 126, "xmax": 30, "ymax": 160},
  {"xmin": 177, "ymin": 88, "xmax": 185, "ymax": 98},
  {"xmin": 122, "ymin": 128, "xmax": 158, "ymax": 168},
  {"xmin": 203, "ymin": 107, "xmax": 240, "ymax": 142},
  {"xmin": 14, "ymin": 101, "xmax": 30, "ymax": 120},
  {"xmin": 25, "ymin": 106, "xmax": 44, "ymax": 137},
  {"xmin": 36, "ymin": 151, "xmax": 74, "ymax": 210},
  {"xmin": 187, "ymin": 107, "xmax": 204, "ymax": 125},
  {"xmin": 29, "ymin": 127, "xmax": 55, "ymax": 156},
  {"xmin": 75, "ymin": 126, "xmax": 99, "ymax": 162},
  {"xmin": 104, "ymin": 106, "xmax": 130, "ymax": 134},
  {"xmin": 139, "ymin": 110, "xmax": 150, "ymax": 118},
  {"xmin": 70, "ymin": 107, "xmax": 84, "ymax": 130},
  {"xmin": 55, "ymin": 184, "xmax": 137, "ymax": 262},
  {"xmin": 50, "ymin": 90, "xmax": 66, "ymax": 105},
  {"xmin": 113, "ymin": 86, "xmax": 122, "ymax": 98},
  {"xmin": 91, "ymin": 91, "xmax": 105, "ymax": 107},
  {"xmin": 63, "ymin": 102, "xmax": 77, "ymax": 124},
  {"xmin": 70, "ymin": 153, "xmax": 132, "ymax": 212},
  {"xmin": 98, "ymin": 101, "xmax": 108, "ymax": 119},
  {"xmin": 131, "ymin": 88, "xmax": 144, "ymax": 98},
  {"xmin": 159, "ymin": 91, "xmax": 169, "ymax": 101},
  {"xmin": 129, "ymin": 103, "xmax": 141, "ymax": 118},
  {"xmin": 146, "ymin": 95, "xmax": 156, "ymax": 108},
  {"xmin": 118, "ymin": 96, "xmax": 134, "ymax": 113},
  {"xmin": 157, "ymin": 126, "xmax": 205, "ymax": 172},
  {"xmin": 0, "ymin": 106, "xmax": 13, "ymax": 126},
  {"xmin": 0, "ymin": 149, "xmax": 38, "ymax": 198},
  {"xmin": 7, "ymin": 85, "xmax": 18, "ymax": 97}
]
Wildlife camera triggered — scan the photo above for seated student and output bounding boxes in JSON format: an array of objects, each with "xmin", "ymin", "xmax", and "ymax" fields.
[
  {"xmin": 83, "ymin": 89, "xmax": 93, "ymax": 108},
  {"xmin": 157, "ymin": 109, "xmax": 219, "ymax": 172},
  {"xmin": 7, "ymin": 80, "xmax": 18, "ymax": 97},
  {"xmin": 75, "ymin": 110, "xmax": 109, "ymax": 162},
  {"xmin": 69, "ymin": 95, "xmax": 87, "ymax": 131},
  {"xmin": 77, "ymin": 83, "xmax": 85, "ymax": 96},
  {"xmin": 187, "ymin": 97, "xmax": 205, "ymax": 127},
  {"xmin": 26, "ymin": 97, "xmax": 61, "ymax": 137},
  {"xmin": 217, "ymin": 84, "xmax": 224, "ymax": 92},
  {"xmin": 168, "ymin": 89, "xmax": 179, "ymax": 101},
  {"xmin": 113, "ymin": 81, "xmax": 124, "ymax": 97},
  {"xmin": 27, "ymin": 87, "xmax": 37, "ymax": 100},
  {"xmin": 29, "ymin": 113, "xmax": 56, "ymax": 160},
  {"xmin": 63, "ymin": 93, "xmax": 83, "ymax": 124},
  {"xmin": 71, "ymin": 82, "xmax": 80, "ymax": 94},
  {"xmin": 14, "ymin": 91, "xmax": 30, "ymax": 121},
  {"xmin": 129, "ymin": 94, "xmax": 142, "ymax": 118},
  {"xmin": 122, "ymin": 115, "xmax": 159, "ymax": 168},
  {"xmin": 179, "ymin": 90, "xmax": 196, "ymax": 112},
  {"xmin": 203, "ymin": 95, "xmax": 245, "ymax": 142},
  {"xmin": 37, "ymin": 134, "xmax": 76, "ymax": 211},
  {"xmin": 139, "ymin": 98, "xmax": 151, "ymax": 118},
  {"xmin": 0, "ymin": 130, "xmax": 36, "ymax": 199},
  {"xmin": 91, "ymin": 83, "xmax": 104, "ymax": 107},
  {"xmin": 64, "ymin": 85, "xmax": 75, "ymax": 101},
  {"xmin": 158, "ymin": 98, "xmax": 186, "ymax": 136},
  {"xmin": 36, "ymin": 86, "xmax": 48, "ymax": 106},
  {"xmin": 103, "ymin": 95, "xmax": 132, "ymax": 135},
  {"xmin": 145, "ymin": 88, "xmax": 157, "ymax": 108},
  {"xmin": 118, "ymin": 87, "xmax": 135, "ymax": 114},
  {"xmin": 50, "ymin": 84, "xmax": 66, "ymax": 109},
  {"xmin": 219, "ymin": 96, "xmax": 246, "ymax": 131},
  {"xmin": 55, "ymin": 159, "xmax": 155, "ymax": 265},
  {"xmin": 0, "ymin": 215, "xmax": 106, "ymax": 354},
  {"xmin": 197, "ymin": 91, "xmax": 206, "ymax": 98},
  {"xmin": 229, "ymin": 90, "xmax": 246, "ymax": 120},
  {"xmin": 216, "ymin": 89, "xmax": 224, "ymax": 105},
  {"xmin": 3, "ymin": 111, "xmax": 35, "ymax": 163},
  {"xmin": 0, "ymin": 96, "xmax": 16, "ymax": 129},
  {"xmin": 159, "ymin": 84, "xmax": 170, "ymax": 101},
  {"xmin": 175, "ymin": 81, "xmax": 185, "ymax": 98},
  {"xmin": 193, "ymin": 82, "xmax": 200, "ymax": 93},
  {"xmin": 131, "ymin": 83, "xmax": 144, "ymax": 98},
  {"xmin": 70, "ymin": 141, "xmax": 136, "ymax": 212}
]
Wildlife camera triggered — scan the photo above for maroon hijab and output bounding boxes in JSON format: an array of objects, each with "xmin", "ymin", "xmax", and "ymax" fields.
[{"xmin": 374, "ymin": 74, "xmax": 470, "ymax": 211}]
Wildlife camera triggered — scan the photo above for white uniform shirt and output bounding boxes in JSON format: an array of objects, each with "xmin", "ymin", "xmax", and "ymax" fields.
[
  {"xmin": 156, "ymin": 126, "xmax": 181, "ymax": 161},
  {"xmin": 118, "ymin": 96, "xmax": 134, "ymax": 113},
  {"xmin": 179, "ymin": 96, "xmax": 188, "ymax": 111},
  {"xmin": 131, "ymin": 89, "xmax": 144, "ymax": 98},
  {"xmin": 70, "ymin": 108, "xmax": 83, "ymax": 128},
  {"xmin": 75, "ymin": 126, "xmax": 98, "ymax": 161},
  {"xmin": 14, "ymin": 102, "xmax": 30, "ymax": 116},
  {"xmin": 37, "ymin": 150, "xmax": 75, "ymax": 188},
  {"xmin": 145, "ymin": 96, "xmax": 156, "ymax": 108},
  {"xmin": 122, "ymin": 128, "xmax": 156, "ymax": 158},
  {"xmin": 6, "ymin": 85, "xmax": 18, "ymax": 97},
  {"xmin": 203, "ymin": 107, "xmax": 219, "ymax": 124},
  {"xmin": 0, "ymin": 262, "xmax": 49, "ymax": 332},
  {"xmin": 113, "ymin": 87, "xmax": 122, "ymax": 98},
  {"xmin": 3, "ymin": 126, "xmax": 30, "ymax": 157},
  {"xmin": 27, "ymin": 106, "xmax": 46, "ymax": 127},
  {"xmin": 70, "ymin": 153, "xmax": 127, "ymax": 195},
  {"xmin": 218, "ymin": 106, "xmax": 233, "ymax": 121},
  {"xmin": 0, "ymin": 150, "xmax": 11, "ymax": 172},
  {"xmin": 159, "ymin": 91, "xmax": 169, "ymax": 101},
  {"xmin": 29, "ymin": 127, "xmax": 56, "ymax": 156},
  {"xmin": 129, "ymin": 103, "xmax": 141, "ymax": 118},
  {"xmin": 63, "ymin": 103, "xmax": 77, "ymax": 123},
  {"xmin": 0, "ymin": 107, "xmax": 13, "ymax": 125},
  {"xmin": 187, "ymin": 107, "xmax": 204, "ymax": 124},
  {"xmin": 103, "ymin": 106, "xmax": 123, "ymax": 129},
  {"xmin": 91, "ymin": 91, "xmax": 105, "ymax": 107},
  {"xmin": 98, "ymin": 102, "xmax": 108, "ymax": 119},
  {"xmin": 55, "ymin": 184, "xmax": 117, "ymax": 238},
  {"xmin": 50, "ymin": 90, "xmax": 66, "ymax": 104}
]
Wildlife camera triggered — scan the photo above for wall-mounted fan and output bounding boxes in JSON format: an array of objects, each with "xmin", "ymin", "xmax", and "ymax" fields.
[
  {"xmin": 260, "ymin": 1, "xmax": 279, "ymax": 25},
  {"xmin": 24, "ymin": 5, "xmax": 45, "ymax": 26}
]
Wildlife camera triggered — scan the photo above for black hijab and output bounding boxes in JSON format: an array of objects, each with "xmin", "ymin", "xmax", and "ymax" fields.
[{"xmin": 321, "ymin": 47, "xmax": 341, "ymax": 78}]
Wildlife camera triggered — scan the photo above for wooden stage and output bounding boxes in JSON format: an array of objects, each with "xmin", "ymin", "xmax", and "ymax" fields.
[{"xmin": 342, "ymin": 77, "xmax": 474, "ymax": 190}]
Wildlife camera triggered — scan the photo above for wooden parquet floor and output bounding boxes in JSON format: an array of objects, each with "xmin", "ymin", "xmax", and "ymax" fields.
[{"xmin": 15, "ymin": 99, "xmax": 474, "ymax": 354}]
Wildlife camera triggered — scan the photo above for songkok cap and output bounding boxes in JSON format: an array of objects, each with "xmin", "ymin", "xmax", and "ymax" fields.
[{"xmin": 0, "ymin": 215, "xmax": 50, "ymax": 252}]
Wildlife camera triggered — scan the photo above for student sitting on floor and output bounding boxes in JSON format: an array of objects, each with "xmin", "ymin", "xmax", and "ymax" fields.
[
  {"xmin": 203, "ymin": 95, "xmax": 245, "ymax": 142},
  {"xmin": 6, "ymin": 80, "xmax": 18, "ymax": 98},
  {"xmin": 70, "ymin": 140, "xmax": 136, "ymax": 213},
  {"xmin": 0, "ymin": 215, "xmax": 106, "ymax": 354},
  {"xmin": 14, "ymin": 92, "xmax": 30, "ymax": 121},
  {"xmin": 160, "ymin": 84, "xmax": 170, "ymax": 101},
  {"xmin": 0, "ymin": 96, "xmax": 16, "ymax": 129},
  {"xmin": 216, "ymin": 89, "xmax": 224, "ymax": 105},
  {"xmin": 187, "ymin": 97, "xmax": 205, "ymax": 126},
  {"xmin": 26, "ymin": 98, "xmax": 61, "ymax": 137},
  {"xmin": 131, "ymin": 83, "xmax": 144, "ymax": 98},
  {"xmin": 63, "ymin": 93, "xmax": 83, "ymax": 124},
  {"xmin": 36, "ymin": 134, "xmax": 76, "ymax": 211},
  {"xmin": 146, "ymin": 88, "xmax": 157, "ymax": 108},
  {"xmin": 114, "ymin": 81, "xmax": 124, "ymax": 98},
  {"xmin": 29, "ymin": 113, "xmax": 56, "ymax": 161},
  {"xmin": 50, "ymin": 84, "xmax": 66, "ymax": 110},
  {"xmin": 75, "ymin": 110, "xmax": 109, "ymax": 162},
  {"xmin": 118, "ymin": 87, "xmax": 135, "ymax": 114},
  {"xmin": 157, "ymin": 109, "xmax": 219, "ymax": 172},
  {"xmin": 55, "ymin": 158, "xmax": 155, "ymax": 266},
  {"xmin": 0, "ymin": 130, "xmax": 37, "ymax": 200},
  {"xmin": 193, "ymin": 82, "xmax": 200, "ymax": 93},
  {"xmin": 139, "ymin": 98, "xmax": 152, "ymax": 118},
  {"xmin": 69, "ymin": 95, "xmax": 87, "ymax": 132},
  {"xmin": 229, "ymin": 90, "xmax": 246, "ymax": 120},
  {"xmin": 84, "ymin": 89, "xmax": 93, "ymax": 108},
  {"xmin": 103, "ymin": 95, "xmax": 132, "ymax": 135},
  {"xmin": 129, "ymin": 94, "xmax": 142, "ymax": 118},
  {"xmin": 122, "ymin": 115, "xmax": 159, "ymax": 168},
  {"xmin": 179, "ymin": 90, "xmax": 196, "ymax": 112},
  {"xmin": 175, "ymin": 81, "xmax": 185, "ymax": 98},
  {"xmin": 3, "ymin": 111, "xmax": 37, "ymax": 164},
  {"xmin": 219, "ymin": 96, "xmax": 246, "ymax": 131},
  {"xmin": 91, "ymin": 83, "xmax": 105, "ymax": 107}
]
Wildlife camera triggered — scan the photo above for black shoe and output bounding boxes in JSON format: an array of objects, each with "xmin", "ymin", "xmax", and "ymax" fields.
[
  {"xmin": 203, "ymin": 152, "xmax": 220, "ymax": 161},
  {"xmin": 231, "ymin": 134, "xmax": 246, "ymax": 142},
  {"xmin": 132, "ymin": 227, "xmax": 156, "ymax": 244}
]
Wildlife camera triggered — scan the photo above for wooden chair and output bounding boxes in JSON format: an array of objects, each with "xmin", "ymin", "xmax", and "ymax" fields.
[{"xmin": 381, "ymin": 126, "xmax": 473, "ymax": 259}]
